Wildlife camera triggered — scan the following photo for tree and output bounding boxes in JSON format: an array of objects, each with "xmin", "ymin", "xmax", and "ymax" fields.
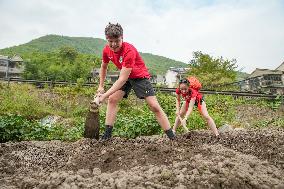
[
  {"xmin": 59, "ymin": 46, "xmax": 78, "ymax": 63},
  {"xmin": 188, "ymin": 51, "xmax": 238, "ymax": 89}
]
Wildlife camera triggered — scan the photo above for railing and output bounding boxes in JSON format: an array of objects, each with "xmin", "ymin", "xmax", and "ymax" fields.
[{"xmin": 0, "ymin": 77, "xmax": 280, "ymax": 99}]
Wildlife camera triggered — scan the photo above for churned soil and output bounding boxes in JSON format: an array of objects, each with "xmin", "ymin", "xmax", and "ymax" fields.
[{"xmin": 1, "ymin": 128, "xmax": 283, "ymax": 189}]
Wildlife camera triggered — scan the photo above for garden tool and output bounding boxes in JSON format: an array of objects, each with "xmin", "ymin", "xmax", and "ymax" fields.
[
  {"xmin": 178, "ymin": 115, "xmax": 189, "ymax": 133},
  {"xmin": 83, "ymin": 93, "xmax": 102, "ymax": 139}
]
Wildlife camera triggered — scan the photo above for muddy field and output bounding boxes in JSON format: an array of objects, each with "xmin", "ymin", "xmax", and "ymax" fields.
[{"xmin": 0, "ymin": 128, "xmax": 284, "ymax": 189}]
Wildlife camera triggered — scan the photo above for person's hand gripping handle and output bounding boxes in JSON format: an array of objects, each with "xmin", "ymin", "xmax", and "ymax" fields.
[{"xmin": 93, "ymin": 90, "xmax": 104, "ymax": 106}]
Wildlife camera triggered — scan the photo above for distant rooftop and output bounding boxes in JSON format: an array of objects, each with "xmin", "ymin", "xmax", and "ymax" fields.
[
  {"xmin": 0, "ymin": 55, "xmax": 9, "ymax": 60},
  {"xmin": 0, "ymin": 55, "xmax": 23, "ymax": 62},
  {"xmin": 248, "ymin": 68, "xmax": 283, "ymax": 78},
  {"xmin": 276, "ymin": 62, "xmax": 284, "ymax": 71},
  {"xmin": 169, "ymin": 67, "xmax": 189, "ymax": 73},
  {"xmin": 11, "ymin": 55, "xmax": 23, "ymax": 62}
]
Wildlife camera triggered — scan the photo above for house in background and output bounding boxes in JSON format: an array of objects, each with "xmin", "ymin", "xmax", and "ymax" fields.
[
  {"xmin": 276, "ymin": 62, "xmax": 284, "ymax": 72},
  {"xmin": 150, "ymin": 74, "xmax": 166, "ymax": 85},
  {"xmin": 91, "ymin": 68, "xmax": 120, "ymax": 83},
  {"xmin": 91, "ymin": 67, "xmax": 187, "ymax": 87},
  {"xmin": 165, "ymin": 67, "xmax": 189, "ymax": 88},
  {"xmin": 240, "ymin": 62, "xmax": 284, "ymax": 94},
  {"xmin": 106, "ymin": 71, "xmax": 120, "ymax": 83},
  {"xmin": 91, "ymin": 69, "xmax": 167, "ymax": 85},
  {"xmin": 0, "ymin": 55, "xmax": 24, "ymax": 78}
]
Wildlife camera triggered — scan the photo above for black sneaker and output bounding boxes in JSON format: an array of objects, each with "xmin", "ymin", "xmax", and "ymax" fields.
[
  {"xmin": 101, "ymin": 125, "xmax": 113, "ymax": 140},
  {"xmin": 165, "ymin": 129, "xmax": 176, "ymax": 140}
]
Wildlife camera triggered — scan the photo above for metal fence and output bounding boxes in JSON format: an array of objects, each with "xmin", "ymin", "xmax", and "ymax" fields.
[{"xmin": 0, "ymin": 77, "xmax": 281, "ymax": 99}]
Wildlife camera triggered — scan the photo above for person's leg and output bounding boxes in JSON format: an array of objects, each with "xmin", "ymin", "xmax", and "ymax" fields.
[
  {"xmin": 131, "ymin": 78, "xmax": 175, "ymax": 139},
  {"xmin": 105, "ymin": 90, "xmax": 125, "ymax": 125},
  {"xmin": 199, "ymin": 102, "xmax": 219, "ymax": 136},
  {"xmin": 145, "ymin": 96, "xmax": 175, "ymax": 139},
  {"xmin": 145, "ymin": 96, "xmax": 170, "ymax": 130},
  {"xmin": 173, "ymin": 102, "xmax": 187, "ymax": 132},
  {"xmin": 102, "ymin": 90, "xmax": 125, "ymax": 140}
]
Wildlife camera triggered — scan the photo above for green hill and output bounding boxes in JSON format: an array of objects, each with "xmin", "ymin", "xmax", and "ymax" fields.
[{"xmin": 0, "ymin": 35, "xmax": 187, "ymax": 74}]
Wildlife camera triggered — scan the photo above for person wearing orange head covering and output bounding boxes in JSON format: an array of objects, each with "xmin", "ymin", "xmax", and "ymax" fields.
[{"xmin": 173, "ymin": 77, "xmax": 219, "ymax": 136}]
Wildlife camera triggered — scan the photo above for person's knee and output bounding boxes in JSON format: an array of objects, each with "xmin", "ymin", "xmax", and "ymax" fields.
[
  {"xmin": 203, "ymin": 114, "xmax": 211, "ymax": 121},
  {"xmin": 108, "ymin": 95, "xmax": 120, "ymax": 105},
  {"xmin": 149, "ymin": 104, "xmax": 161, "ymax": 113},
  {"xmin": 179, "ymin": 111, "xmax": 186, "ymax": 117}
]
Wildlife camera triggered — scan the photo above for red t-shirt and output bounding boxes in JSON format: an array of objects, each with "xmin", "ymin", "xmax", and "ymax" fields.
[
  {"xmin": 176, "ymin": 88, "xmax": 201, "ymax": 103},
  {"xmin": 176, "ymin": 88, "xmax": 203, "ymax": 111},
  {"xmin": 102, "ymin": 42, "xmax": 151, "ymax": 79}
]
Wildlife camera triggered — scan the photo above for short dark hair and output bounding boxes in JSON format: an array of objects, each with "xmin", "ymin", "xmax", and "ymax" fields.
[
  {"xmin": 179, "ymin": 78, "xmax": 190, "ymax": 85},
  {"xmin": 105, "ymin": 22, "xmax": 123, "ymax": 38}
]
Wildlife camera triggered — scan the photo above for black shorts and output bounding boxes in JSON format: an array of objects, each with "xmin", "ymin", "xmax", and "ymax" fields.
[
  {"xmin": 120, "ymin": 78, "xmax": 155, "ymax": 99},
  {"xmin": 194, "ymin": 96, "xmax": 204, "ymax": 106}
]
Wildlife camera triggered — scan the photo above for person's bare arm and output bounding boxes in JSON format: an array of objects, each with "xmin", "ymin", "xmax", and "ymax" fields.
[
  {"xmin": 97, "ymin": 61, "xmax": 108, "ymax": 93},
  {"xmin": 176, "ymin": 95, "xmax": 181, "ymax": 115},
  {"xmin": 183, "ymin": 97, "xmax": 196, "ymax": 121},
  {"xmin": 100, "ymin": 67, "xmax": 132, "ymax": 101}
]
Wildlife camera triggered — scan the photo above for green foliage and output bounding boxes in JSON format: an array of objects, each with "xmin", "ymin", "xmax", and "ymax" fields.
[
  {"xmin": 205, "ymin": 95, "xmax": 239, "ymax": 125},
  {"xmin": 174, "ymin": 94, "xmax": 241, "ymax": 133},
  {"xmin": 0, "ymin": 34, "xmax": 106, "ymax": 56},
  {"xmin": 21, "ymin": 50, "xmax": 99, "ymax": 82},
  {"xmin": 99, "ymin": 96, "xmax": 162, "ymax": 138},
  {"xmin": 113, "ymin": 111, "xmax": 161, "ymax": 138},
  {"xmin": 59, "ymin": 46, "xmax": 78, "ymax": 63},
  {"xmin": 0, "ymin": 114, "xmax": 84, "ymax": 142},
  {"xmin": 0, "ymin": 83, "xmax": 94, "ymax": 119},
  {"xmin": 0, "ymin": 34, "xmax": 187, "ymax": 75},
  {"xmin": 0, "ymin": 84, "xmax": 52, "ymax": 119},
  {"xmin": 0, "ymin": 83, "xmax": 89, "ymax": 142},
  {"xmin": 269, "ymin": 95, "xmax": 283, "ymax": 111},
  {"xmin": 99, "ymin": 93, "xmax": 243, "ymax": 137},
  {"xmin": 53, "ymin": 85, "xmax": 96, "ymax": 97},
  {"xmin": 188, "ymin": 51, "xmax": 238, "ymax": 89},
  {"xmin": 0, "ymin": 115, "xmax": 36, "ymax": 142},
  {"xmin": 75, "ymin": 78, "xmax": 85, "ymax": 92},
  {"xmin": 236, "ymin": 71, "xmax": 249, "ymax": 81},
  {"xmin": 0, "ymin": 83, "xmax": 282, "ymax": 142},
  {"xmin": 254, "ymin": 117, "xmax": 284, "ymax": 128}
]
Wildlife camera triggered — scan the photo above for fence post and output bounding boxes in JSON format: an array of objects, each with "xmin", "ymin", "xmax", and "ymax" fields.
[{"xmin": 7, "ymin": 77, "xmax": 10, "ymax": 88}]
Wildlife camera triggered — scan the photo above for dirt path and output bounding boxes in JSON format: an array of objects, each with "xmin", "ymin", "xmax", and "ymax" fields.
[{"xmin": 0, "ymin": 128, "xmax": 283, "ymax": 189}]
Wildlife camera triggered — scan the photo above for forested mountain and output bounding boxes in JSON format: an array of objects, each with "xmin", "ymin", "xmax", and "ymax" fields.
[{"xmin": 0, "ymin": 35, "xmax": 187, "ymax": 75}]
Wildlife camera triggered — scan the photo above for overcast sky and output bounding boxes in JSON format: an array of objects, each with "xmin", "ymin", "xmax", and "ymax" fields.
[{"xmin": 0, "ymin": 0, "xmax": 283, "ymax": 73}]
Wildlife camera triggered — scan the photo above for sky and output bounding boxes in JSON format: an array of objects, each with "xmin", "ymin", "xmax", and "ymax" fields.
[{"xmin": 0, "ymin": 0, "xmax": 284, "ymax": 73}]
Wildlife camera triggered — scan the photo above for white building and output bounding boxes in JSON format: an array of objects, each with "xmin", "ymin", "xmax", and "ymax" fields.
[
  {"xmin": 0, "ymin": 55, "xmax": 24, "ymax": 78},
  {"xmin": 150, "ymin": 74, "xmax": 166, "ymax": 85},
  {"xmin": 165, "ymin": 67, "xmax": 188, "ymax": 88}
]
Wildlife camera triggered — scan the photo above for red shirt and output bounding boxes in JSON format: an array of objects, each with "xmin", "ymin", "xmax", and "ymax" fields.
[
  {"xmin": 176, "ymin": 88, "xmax": 202, "ymax": 103},
  {"xmin": 102, "ymin": 42, "xmax": 151, "ymax": 79}
]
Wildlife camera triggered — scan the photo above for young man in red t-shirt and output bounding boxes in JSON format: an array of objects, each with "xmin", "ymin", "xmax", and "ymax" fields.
[{"xmin": 96, "ymin": 23, "xmax": 175, "ymax": 140}]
